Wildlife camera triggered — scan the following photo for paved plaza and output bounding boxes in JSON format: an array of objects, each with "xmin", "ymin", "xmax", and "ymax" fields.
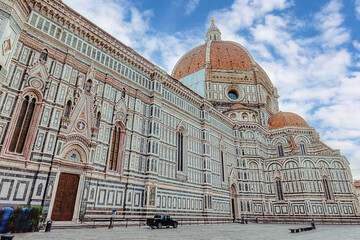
[{"xmin": 13, "ymin": 223, "xmax": 360, "ymax": 240}]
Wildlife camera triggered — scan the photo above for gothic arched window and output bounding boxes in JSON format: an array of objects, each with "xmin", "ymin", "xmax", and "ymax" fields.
[
  {"xmin": 300, "ymin": 144, "xmax": 306, "ymax": 154},
  {"xmin": 275, "ymin": 178, "xmax": 284, "ymax": 201},
  {"xmin": 95, "ymin": 111, "xmax": 101, "ymax": 127},
  {"xmin": 322, "ymin": 177, "xmax": 333, "ymax": 200},
  {"xmin": 221, "ymin": 151, "xmax": 225, "ymax": 182},
  {"xmin": 36, "ymin": 183, "xmax": 43, "ymax": 196},
  {"xmin": 64, "ymin": 100, "xmax": 72, "ymax": 117},
  {"xmin": 85, "ymin": 79, "xmax": 92, "ymax": 92},
  {"xmin": 109, "ymin": 125, "xmax": 124, "ymax": 171},
  {"xmin": 177, "ymin": 131, "xmax": 184, "ymax": 172},
  {"xmin": 149, "ymin": 187, "xmax": 156, "ymax": 206},
  {"xmin": 9, "ymin": 95, "xmax": 36, "ymax": 153},
  {"xmin": 40, "ymin": 49, "xmax": 48, "ymax": 62},
  {"xmin": 277, "ymin": 144, "xmax": 284, "ymax": 157},
  {"xmin": 90, "ymin": 188, "xmax": 95, "ymax": 199}
]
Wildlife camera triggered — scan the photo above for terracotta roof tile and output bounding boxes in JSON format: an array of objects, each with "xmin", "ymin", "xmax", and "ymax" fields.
[
  {"xmin": 172, "ymin": 44, "xmax": 206, "ymax": 79},
  {"xmin": 172, "ymin": 41, "xmax": 254, "ymax": 80},
  {"xmin": 227, "ymin": 103, "xmax": 249, "ymax": 111},
  {"xmin": 210, "ymin": 41, "xmax": 253, "ymax": 71},
  {"xmin": 268, "ymin": 111, "xmax": 309, "ymax": 130}
]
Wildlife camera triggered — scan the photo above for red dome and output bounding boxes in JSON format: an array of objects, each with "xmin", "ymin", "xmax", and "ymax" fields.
[
  {"xmin": 209, "ymin": 41, "xmax": 254, "ymax": 71},
  {"xmin": 268, "ymin": 112, "xmax": 309, "ymax": 130},
  {"xmin": 172, "ymin": 41, "xmax": 254, "ymax": 80}
]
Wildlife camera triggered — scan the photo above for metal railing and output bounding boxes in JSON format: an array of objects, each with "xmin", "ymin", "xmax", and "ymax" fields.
[
  {"xmin": 240, "ymin": 215, "xmax": 360, "ymax": 225},
  {"xmin": 79, "ymin": 217, "xmax": 235, "ymax": 229},
  {"xmin": 74, "ymin": 215, "xmax": 360, "ymax": 229}
]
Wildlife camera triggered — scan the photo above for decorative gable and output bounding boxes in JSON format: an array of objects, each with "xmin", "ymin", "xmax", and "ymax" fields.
[
  {"xmin": 25, "ymin": 63, "xmax": 50, "ymax": 93},
  {"xmin": 62, "ymin": 93, "xmax": 94, "ymax": 142},
  {"xmin": 114, "ymin": 98, "xmax": 127, "ymax": 125},
  {"xmin": 177, "ymin": 120, "xmax": 187, "ymax": 133}
]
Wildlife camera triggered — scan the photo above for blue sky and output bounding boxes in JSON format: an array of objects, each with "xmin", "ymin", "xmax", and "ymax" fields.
[{"xmin": 63, "ymin": 0, "xmax": 360, "ymax": 179}]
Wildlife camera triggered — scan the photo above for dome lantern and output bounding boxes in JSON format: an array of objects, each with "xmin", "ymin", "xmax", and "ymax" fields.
[{"xmin": 206, "ymin": 18, "xmax": 221, "ymax": 43}]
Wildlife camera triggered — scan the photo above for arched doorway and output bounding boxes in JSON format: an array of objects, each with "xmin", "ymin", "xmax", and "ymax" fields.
[
  {"xmin": 230, "ymin": 184, "xmax": 238, "ymax": 220},
  {"xmin": 52, "ymin": 173, "xmax": 80, "ymax": 221},
  {"xmin": 51, "ymin": 144, "xmax": 88, "ymax": 221}
]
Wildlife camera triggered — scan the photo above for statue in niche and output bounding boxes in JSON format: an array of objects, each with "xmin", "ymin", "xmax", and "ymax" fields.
[
  {"xmin": 39, "ymin": 49, "xmax": 48, "ymax": 63},
  {"xmin": 74, "ymin": 88, "xmax": 82, "ymax": 106},
  {"xmin": 93, "ymin": 97, "xmax": 101, "ymax": 115}
]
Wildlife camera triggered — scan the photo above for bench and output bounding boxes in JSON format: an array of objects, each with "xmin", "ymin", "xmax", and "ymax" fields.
[
  {"xmin": 289, "ymin": 228, "xmax": 300, "ymax": 233},
  {"xmin": 289, "ymin": 226, "xmax": 314, "ymax": 233}
]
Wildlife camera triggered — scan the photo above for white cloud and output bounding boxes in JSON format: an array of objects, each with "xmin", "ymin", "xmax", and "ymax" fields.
[
  {"xmin": 353, "ymin": 40, "xmax": 360, "ymax": 50},
  {"xmin": 63, "ymin": 0, "xmax": 152, "ymax": 47},
  {"xmin": 211, "ymin": 0, "xmax": 290, "ymax": 40},
  {"xmin": 185, "ymin": 0, "xmax": 200, "ymax": 15},
  {"xmin": 355, "ymin": 0, "xmax": 360, "ymax": 19},
  {"xmin": 314, "ymin": 0, "xmax": 350, "ymax": 47}
]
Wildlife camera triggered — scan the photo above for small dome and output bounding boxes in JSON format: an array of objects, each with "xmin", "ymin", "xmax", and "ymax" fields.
[
  {"xmin": 226, "ymin": 103, "xmax": 249, "ymax": 111},
  {"xmin": 268, "ymin": 112, "xmax": 309, "ymax": 130}
]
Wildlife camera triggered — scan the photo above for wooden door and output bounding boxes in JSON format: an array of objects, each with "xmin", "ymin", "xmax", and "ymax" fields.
[{"xmin": 52, "ymin": 173, "xmax": 80, "ymax": 221}]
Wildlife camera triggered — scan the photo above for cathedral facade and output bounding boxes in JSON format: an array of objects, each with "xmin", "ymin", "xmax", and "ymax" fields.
[{"xmin": 0, "ymin": 0, "xmax": 358, "ymax": 222}]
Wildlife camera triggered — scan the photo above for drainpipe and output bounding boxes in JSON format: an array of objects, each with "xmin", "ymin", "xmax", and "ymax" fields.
[{"xmin": 41, "ymin": 106, "xmax": 63, "ymax": 210}]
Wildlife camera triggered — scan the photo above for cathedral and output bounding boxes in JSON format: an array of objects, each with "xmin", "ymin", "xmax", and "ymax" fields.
[{"xmin": 0, "ymin": 0, "xmax": 359, "ymax": 222}]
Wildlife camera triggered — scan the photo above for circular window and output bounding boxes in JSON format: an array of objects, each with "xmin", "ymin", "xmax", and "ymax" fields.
[
  {"xmin": 228, "ymin": 90, "xmax": 238, "ymax": 100},
  {"xmin": 76, "ymin": 121, "xmax": 86, "ymax": 131}
]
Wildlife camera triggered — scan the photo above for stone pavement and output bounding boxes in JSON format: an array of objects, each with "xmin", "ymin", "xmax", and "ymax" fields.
[{"xmin": 14, "ymin": 223, "xmax": 360, "ymax": 240}]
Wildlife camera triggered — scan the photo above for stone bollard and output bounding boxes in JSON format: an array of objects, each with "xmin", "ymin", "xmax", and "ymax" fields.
[
  {"xmin": 1, "ymin": 233, "xmax": 14, "ymax": 240},
  {"xmin": 311, "ymin": 220, "xmax": 316, "ymax": 230},
  {"xmin": 45, "ymin": 220, "xmax": 52, "ymax": 232},
  {"xmin": 109, "ymin": 217, "xmax": 114, "ymax": 229}
]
